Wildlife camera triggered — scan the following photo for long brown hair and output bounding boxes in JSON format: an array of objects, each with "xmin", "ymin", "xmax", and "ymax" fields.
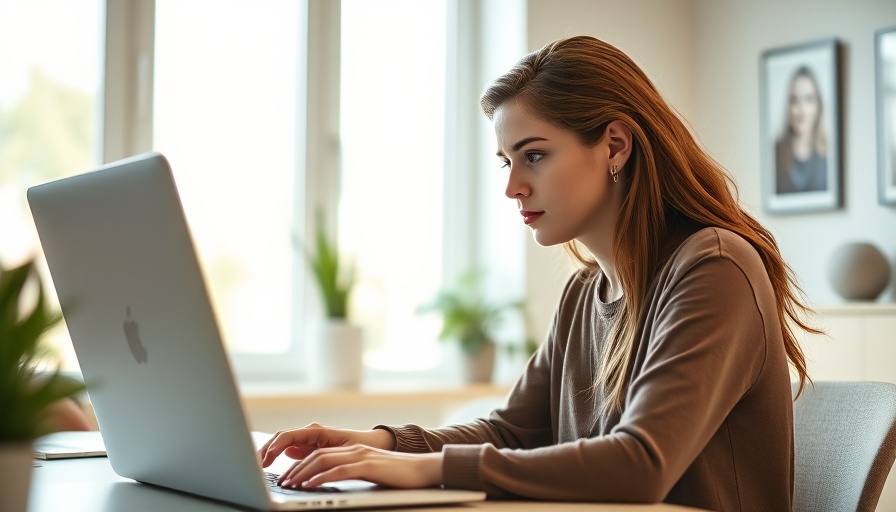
[{"xmin": 480, "ymin": 35, "xmax": 816, "ymax": 413}]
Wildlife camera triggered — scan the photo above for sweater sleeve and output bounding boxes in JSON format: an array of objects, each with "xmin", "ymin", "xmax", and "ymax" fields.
[
  {"xmin": 374, "ymin": 278, "xmax": 574, "ymax": 486},
  {"xmin": 430, "ymin": 232, "xmax": 776, "ymax": 502},
  {"xmin": 375, "ymin": 311, "xmax": 559, "ymax": 452}
]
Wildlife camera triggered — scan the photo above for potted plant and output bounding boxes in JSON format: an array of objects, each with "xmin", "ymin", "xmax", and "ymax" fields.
[
  {"xmin": 418, "ymin": 269, "xmax": 528, "ymax": 383},
  {"xmin": 0, "ymin": 258, "xmax": 85, "ymax": 512},
  {"xmin": 299, "ymin": 209, "xmax": 362, "ymax": 388}
]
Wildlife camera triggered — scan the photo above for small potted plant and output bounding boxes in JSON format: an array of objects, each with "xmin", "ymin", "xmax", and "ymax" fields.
[
  {"xmin": 418, "ymin": 269, "xmax": 527, "ymax": 383},
  {"xmin": 0, "ymin": 258, "xmax": 85, "ymax": 512},
  {"xmin": 299, "ymin": 209, "xmax": 362, "ymax": 388}
]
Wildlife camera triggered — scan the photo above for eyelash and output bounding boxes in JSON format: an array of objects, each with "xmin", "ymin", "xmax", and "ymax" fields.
[
  {"xmin": 499, "ymin": 152, "xmax": 545, "ymax": 169},
  {"xmin": 527, "ymin": 152, "xmax": 544, "ymax": 164}
]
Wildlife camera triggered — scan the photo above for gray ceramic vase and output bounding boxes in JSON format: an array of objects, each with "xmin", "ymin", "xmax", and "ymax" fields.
[{"xmin": 827, "ymin": 242, "xmax": 891, "ymax": 301}]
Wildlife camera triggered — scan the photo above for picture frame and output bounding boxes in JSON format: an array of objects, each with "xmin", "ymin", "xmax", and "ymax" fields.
[
  {"xmin": 876, "ymin": 26, "xmax": 896, "ymax": 205},
  {"xmin": 759, "ymin": 38, "xmax": 842, "ymax": 214}
]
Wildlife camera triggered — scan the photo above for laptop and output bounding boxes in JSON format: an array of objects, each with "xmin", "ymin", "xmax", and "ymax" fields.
[{"xmin": 27, "ymin": 152, "xmax": 486, "ymax": 511}]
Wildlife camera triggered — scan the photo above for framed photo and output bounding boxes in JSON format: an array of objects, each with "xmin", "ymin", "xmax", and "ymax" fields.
[
  {"xmin": 760, "ymin": 39, "xmax": 842, "ymax": 214},
  {"xmin": 876, "ymin": 26, "xmax": 896, "ymax": 205}
]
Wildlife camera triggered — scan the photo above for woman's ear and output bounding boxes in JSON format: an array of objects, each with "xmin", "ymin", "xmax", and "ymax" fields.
[{"xmin": 605, "ymin": 120, "xmax": 632, "ymax": 165}]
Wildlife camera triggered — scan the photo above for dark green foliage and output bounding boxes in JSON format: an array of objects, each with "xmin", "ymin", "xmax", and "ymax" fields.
[
  {"xmin": 418, "ymin": 270, "xmax": 526, "ymax": 357},
  {"xmin": 302, "ymin": 210, "xmax": 355, "ymax": 319},
  {"xmin": 0, "ymin": 259, "xmax": 85, "ymax": 440}
]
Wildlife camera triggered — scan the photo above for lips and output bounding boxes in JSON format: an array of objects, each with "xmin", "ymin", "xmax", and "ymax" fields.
[{"xmin": 520, "ymin": 210, "xmax": 544, "ymax": 225}]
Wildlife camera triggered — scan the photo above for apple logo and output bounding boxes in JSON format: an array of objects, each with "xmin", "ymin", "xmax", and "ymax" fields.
[{"xmin": 123, "ymin": 306, "xmax": 148, "ymax": 363}]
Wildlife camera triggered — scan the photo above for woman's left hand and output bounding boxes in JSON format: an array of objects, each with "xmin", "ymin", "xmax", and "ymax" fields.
[{"xmin": 277, "ymin": 445, "xmax": 444, "ymax": 489}]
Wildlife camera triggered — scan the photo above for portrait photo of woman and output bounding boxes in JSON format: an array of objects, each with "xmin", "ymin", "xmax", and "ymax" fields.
[
  {"xmin": 760, "ymin": 39, "xmax": 841, "ymax": 213},
  {"xmin": 775, "ymin": 66, "xmax": 828, "ymax": 194}
]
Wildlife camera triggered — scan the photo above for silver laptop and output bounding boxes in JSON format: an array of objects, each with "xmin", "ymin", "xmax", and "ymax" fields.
[{"xmin": 27, "ymin": 152, "xmax": 486, "ymax": 511}]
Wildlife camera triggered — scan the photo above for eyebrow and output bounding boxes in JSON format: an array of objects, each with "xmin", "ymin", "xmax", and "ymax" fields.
[{"xmin": 496, "ymin": 136, "xmax": 549, "ymax": 156}]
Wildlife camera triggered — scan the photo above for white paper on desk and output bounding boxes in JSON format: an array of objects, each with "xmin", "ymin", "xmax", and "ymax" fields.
[{"xmin": 34, "ymin": 431, "xmax": 107, "ymax": 459}]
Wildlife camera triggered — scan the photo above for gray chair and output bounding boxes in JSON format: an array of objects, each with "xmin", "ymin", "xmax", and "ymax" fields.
[{"xmin": 792, "ymin": 381, "xmax": 896, "ymax": 512}]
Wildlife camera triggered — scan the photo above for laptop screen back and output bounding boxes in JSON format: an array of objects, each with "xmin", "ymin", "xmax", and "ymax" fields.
[{"xmin": 28, "ymin": 153, "xmax": 272, "ymax": 509}]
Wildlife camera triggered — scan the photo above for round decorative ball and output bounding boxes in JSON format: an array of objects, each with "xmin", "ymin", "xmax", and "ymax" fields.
[{"xmin": 827, "ymin": 242, "xmax": 892, "ymax": 301}]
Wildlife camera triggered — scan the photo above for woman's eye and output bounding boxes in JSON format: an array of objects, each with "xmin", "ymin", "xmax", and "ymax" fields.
[
  {"xmin": 526, "ymin": 152, "xmax": 544, "ymax": 163},
  {"xmin": 499, "ymin": 159, "xmax": 510, "ymax": 169}
]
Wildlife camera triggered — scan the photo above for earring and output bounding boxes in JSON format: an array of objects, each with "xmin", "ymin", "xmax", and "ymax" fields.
[{"xmin": 610, "ymin": 165, "xmax": 619, "ymax": 183}]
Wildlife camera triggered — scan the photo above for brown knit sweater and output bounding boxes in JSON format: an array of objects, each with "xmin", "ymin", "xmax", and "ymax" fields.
[{"xmin": 378, "ymin": 227, "xmax": 794, "ymax": 511}]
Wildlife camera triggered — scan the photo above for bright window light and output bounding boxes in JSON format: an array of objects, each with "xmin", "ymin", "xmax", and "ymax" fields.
[
  {"xmin": 153, "ymin": 0, "xmax": 301, "ymax": 354},
  {"xmin": 340, "ymin": 0, "xmax": 448, "ymax": 372},
  {"xmin": 0, "ymin": 0, "xmax": 103, "ymax": 370}
]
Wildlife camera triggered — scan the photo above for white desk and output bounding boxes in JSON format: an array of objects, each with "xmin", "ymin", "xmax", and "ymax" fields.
[{"xmin": 29, "ymin": 456, "xmax": 704, "ymax": 511}]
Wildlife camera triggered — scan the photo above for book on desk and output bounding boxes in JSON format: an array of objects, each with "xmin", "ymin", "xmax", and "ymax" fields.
[{"xmin": 33, "ymin": 430, "xmax": 107, "ymax": 460}]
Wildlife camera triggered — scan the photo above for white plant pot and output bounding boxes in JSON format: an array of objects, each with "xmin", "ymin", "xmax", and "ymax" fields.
[
  {"xmin": 309, "ymin": 320, "xmax": 364, "ymax": 389},
  {"xmin": 0, "ymin": 441, "xmax": 34, "ymax": 512},
  {"xmin": 463, "ymin": 343, "xmax": 496, "ymax": 384}
]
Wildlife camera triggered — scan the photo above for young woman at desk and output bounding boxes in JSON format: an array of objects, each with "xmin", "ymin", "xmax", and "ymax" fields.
[{"xmin": 259, "ymin": 35, "xmax": 816, "ymax": 511}]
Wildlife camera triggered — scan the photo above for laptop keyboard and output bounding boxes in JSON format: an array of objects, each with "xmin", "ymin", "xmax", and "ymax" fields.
[{"xmin": 264, "ymin": 472, "xmax": 344, "ymax": 495}]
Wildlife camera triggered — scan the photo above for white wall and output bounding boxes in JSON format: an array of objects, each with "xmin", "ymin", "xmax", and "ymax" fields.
[
  {"xmin": 693, "ymin": 0, "xmax": 896, "ymax": 306},
  {"xmin": 521, "ymin": 0, "xmax": 896, "ymax": 341}
]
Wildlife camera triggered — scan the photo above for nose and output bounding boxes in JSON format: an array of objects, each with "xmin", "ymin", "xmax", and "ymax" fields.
[{"xmin": 504, "ymin": 165, "xmax": 531, "ymax": 199}]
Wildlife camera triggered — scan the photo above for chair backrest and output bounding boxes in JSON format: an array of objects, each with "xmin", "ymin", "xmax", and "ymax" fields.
[{"xmin": 792, "ymin": 380, "xmax": 896, "ymax": 512}]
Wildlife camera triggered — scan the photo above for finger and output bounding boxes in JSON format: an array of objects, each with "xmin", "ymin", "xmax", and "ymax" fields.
[
  {"xmin": 302, "ymin": 462, "xmax": 367, "ymax": 489},
  {"xmin": 283, "ymin": 450, "xmax": 442, "ymax": 490},
  {"xmin": 257, "ymin": 431, "xmax": 280, "ymax": 457},
  {"xmin": 263, "ymin": 425, "xmax": 361, "ymax": 468},
  {"xmin": 257, "ymin": 431, "xmax": 284, "ymax": 467},
  {"xmin": 279, "ymin": 446, "xmax": 368, "ymax": 487},
  {"xmin": 284, "ymin": 446, "xmax": 315, "ymax": 460},
  {"xmin": 278, "ymin": 460, "xmax": 303, "ymax": 486},
  {"xmin": 259, "ymin": 433, "xmax": 289, "ymax": 467},
  {"xmin": 261, "ymin": 429, "xmax": 319, "ymax": 467}
]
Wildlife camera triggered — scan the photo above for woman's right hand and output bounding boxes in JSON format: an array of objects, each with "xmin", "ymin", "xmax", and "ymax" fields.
[{"xmin": 257, "ymin": 423, "xmax": 396, "ymax": 468}]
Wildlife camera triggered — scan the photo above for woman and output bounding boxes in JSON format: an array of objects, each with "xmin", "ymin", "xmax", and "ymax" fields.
[
  {"xmin": 259, "ymin": 36, "xmax": 817, "ymax": 511},
  {"xmin": 775, "ymin": 66, "xmax": 828, "ymax": 194}
]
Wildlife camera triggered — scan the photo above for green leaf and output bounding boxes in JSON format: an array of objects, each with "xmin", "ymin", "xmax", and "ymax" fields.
[
  {"xmin": 416, "ymin": 269, "xmax": 528, "ymax": 357},
  {"xmin": 0, "ymin": 258, "xmax": 84, "ymax": 441},
  {"xmin": 296, "ymin": 207, "xmax": 356, "ymax": 320}
]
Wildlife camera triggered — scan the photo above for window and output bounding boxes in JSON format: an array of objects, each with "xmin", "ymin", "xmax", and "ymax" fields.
[
  {"xmin": 339, "ymin": 0, "xmax": 448, "ymax": 373},
  {"xmin": 336, "ymin": 0, "xmax": 530, "ymax": 380},
  {"xmin": 154, "ymin": 0, "xmax": 464, "ymax": 380},
  {"xmin": 2, "ymin": 0, "xmax": 529, "ymax": 384},
  {"xmin": 0, "ymin": 0, "xmax": 104, "ymax": 370},
  {"xmin": 153, "ymin": 0, "xmax": 302, "ymax": 360}
]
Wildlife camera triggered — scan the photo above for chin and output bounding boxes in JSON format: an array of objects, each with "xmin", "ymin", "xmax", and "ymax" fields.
[{"xmin": 531, "ymin": 231, "xmax": 568, "ymax": 248}]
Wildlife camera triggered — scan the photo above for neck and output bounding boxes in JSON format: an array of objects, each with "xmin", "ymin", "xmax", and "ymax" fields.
[
  {"xmin": 792, "ymin": 135, "xmax": 812, "ymax": 160},
  {"xmin": 597, "ymin": 260, "xmax": 622, "ymax": 302},
  {"xmin": 579, "ymin": 229, "xmax": 620, "ymax": 303}
]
